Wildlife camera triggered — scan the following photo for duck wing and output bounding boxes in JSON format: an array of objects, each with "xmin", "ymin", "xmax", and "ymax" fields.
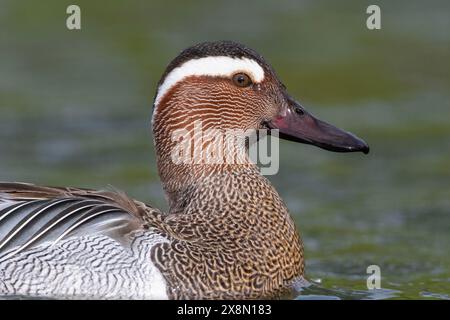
[
  {"xmin": 0, "ymin": 182, "xmax": 161, "ymax": 260},
  {"xmin": 0, "ymin": 182, "xmax": 171, "ymax": 299}
]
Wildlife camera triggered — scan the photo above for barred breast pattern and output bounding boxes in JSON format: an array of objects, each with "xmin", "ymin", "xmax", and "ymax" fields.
[{"xmin": 0, "ymin": 230, "xmax": 169, "ymax": 299}]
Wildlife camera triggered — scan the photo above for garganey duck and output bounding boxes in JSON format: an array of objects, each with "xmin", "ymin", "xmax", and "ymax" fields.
[{"xmin": 0, "ymin": 41, "xmax": 369, "ymax": 299}]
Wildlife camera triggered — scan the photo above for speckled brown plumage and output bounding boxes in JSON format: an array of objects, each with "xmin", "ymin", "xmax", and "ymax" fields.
[{"xmin": 144, "ymin": 167, "xmax": 304, "ymax": 299}]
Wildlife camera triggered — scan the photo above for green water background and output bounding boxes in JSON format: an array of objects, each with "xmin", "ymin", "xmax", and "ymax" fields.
[{"xmin": 0, "ymin": 0, "xmax": 449, "ymax": 299}]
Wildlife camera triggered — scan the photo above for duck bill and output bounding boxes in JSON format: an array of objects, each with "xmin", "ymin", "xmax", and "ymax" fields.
[{"xmin": 267, "ymin": 103, "xmax": 370, "ymax": 154}]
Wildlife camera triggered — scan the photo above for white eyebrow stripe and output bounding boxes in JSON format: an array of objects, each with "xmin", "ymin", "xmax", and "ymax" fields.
[{"xmin": 153, "ymin": 56, "xmax": 265, "ymax": 108}]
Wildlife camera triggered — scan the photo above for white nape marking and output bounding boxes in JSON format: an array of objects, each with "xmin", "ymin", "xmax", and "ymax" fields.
[{"xmin": 153, "ymin": 56, "xmax": 265, "ymax": 110}]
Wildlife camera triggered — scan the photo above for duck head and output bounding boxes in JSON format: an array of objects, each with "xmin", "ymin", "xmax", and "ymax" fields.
[
  {"xmin": 152, "ymin": 41, "xmax": 369, "ymax": 157},
  {"xmin": 152, "ymin": 41, "xmax": 369, "ymax": 204}
]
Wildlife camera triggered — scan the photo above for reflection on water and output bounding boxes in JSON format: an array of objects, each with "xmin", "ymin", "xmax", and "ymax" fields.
[
  {"xmin": 0, "ymin": 0, "xmax": 449, "ymax": 299},
  {"xmin": 296, "ymin": 282, "xmax": 401, "ymax": 300}
]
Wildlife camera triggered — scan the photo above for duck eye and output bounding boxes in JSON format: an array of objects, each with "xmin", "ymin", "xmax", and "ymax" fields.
[{"xmin": 232, "ymin": 73, "xmax": 252, "ymax": 87}]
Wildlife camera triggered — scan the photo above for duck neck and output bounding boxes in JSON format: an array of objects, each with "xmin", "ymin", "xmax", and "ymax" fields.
[
  {"xmin": 155, "ymin": 143, "xmax": 258, "ymax": 213},
  {"xmin": 153, "ymin": 116, "xmax": 257, "ymax": 212}
]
